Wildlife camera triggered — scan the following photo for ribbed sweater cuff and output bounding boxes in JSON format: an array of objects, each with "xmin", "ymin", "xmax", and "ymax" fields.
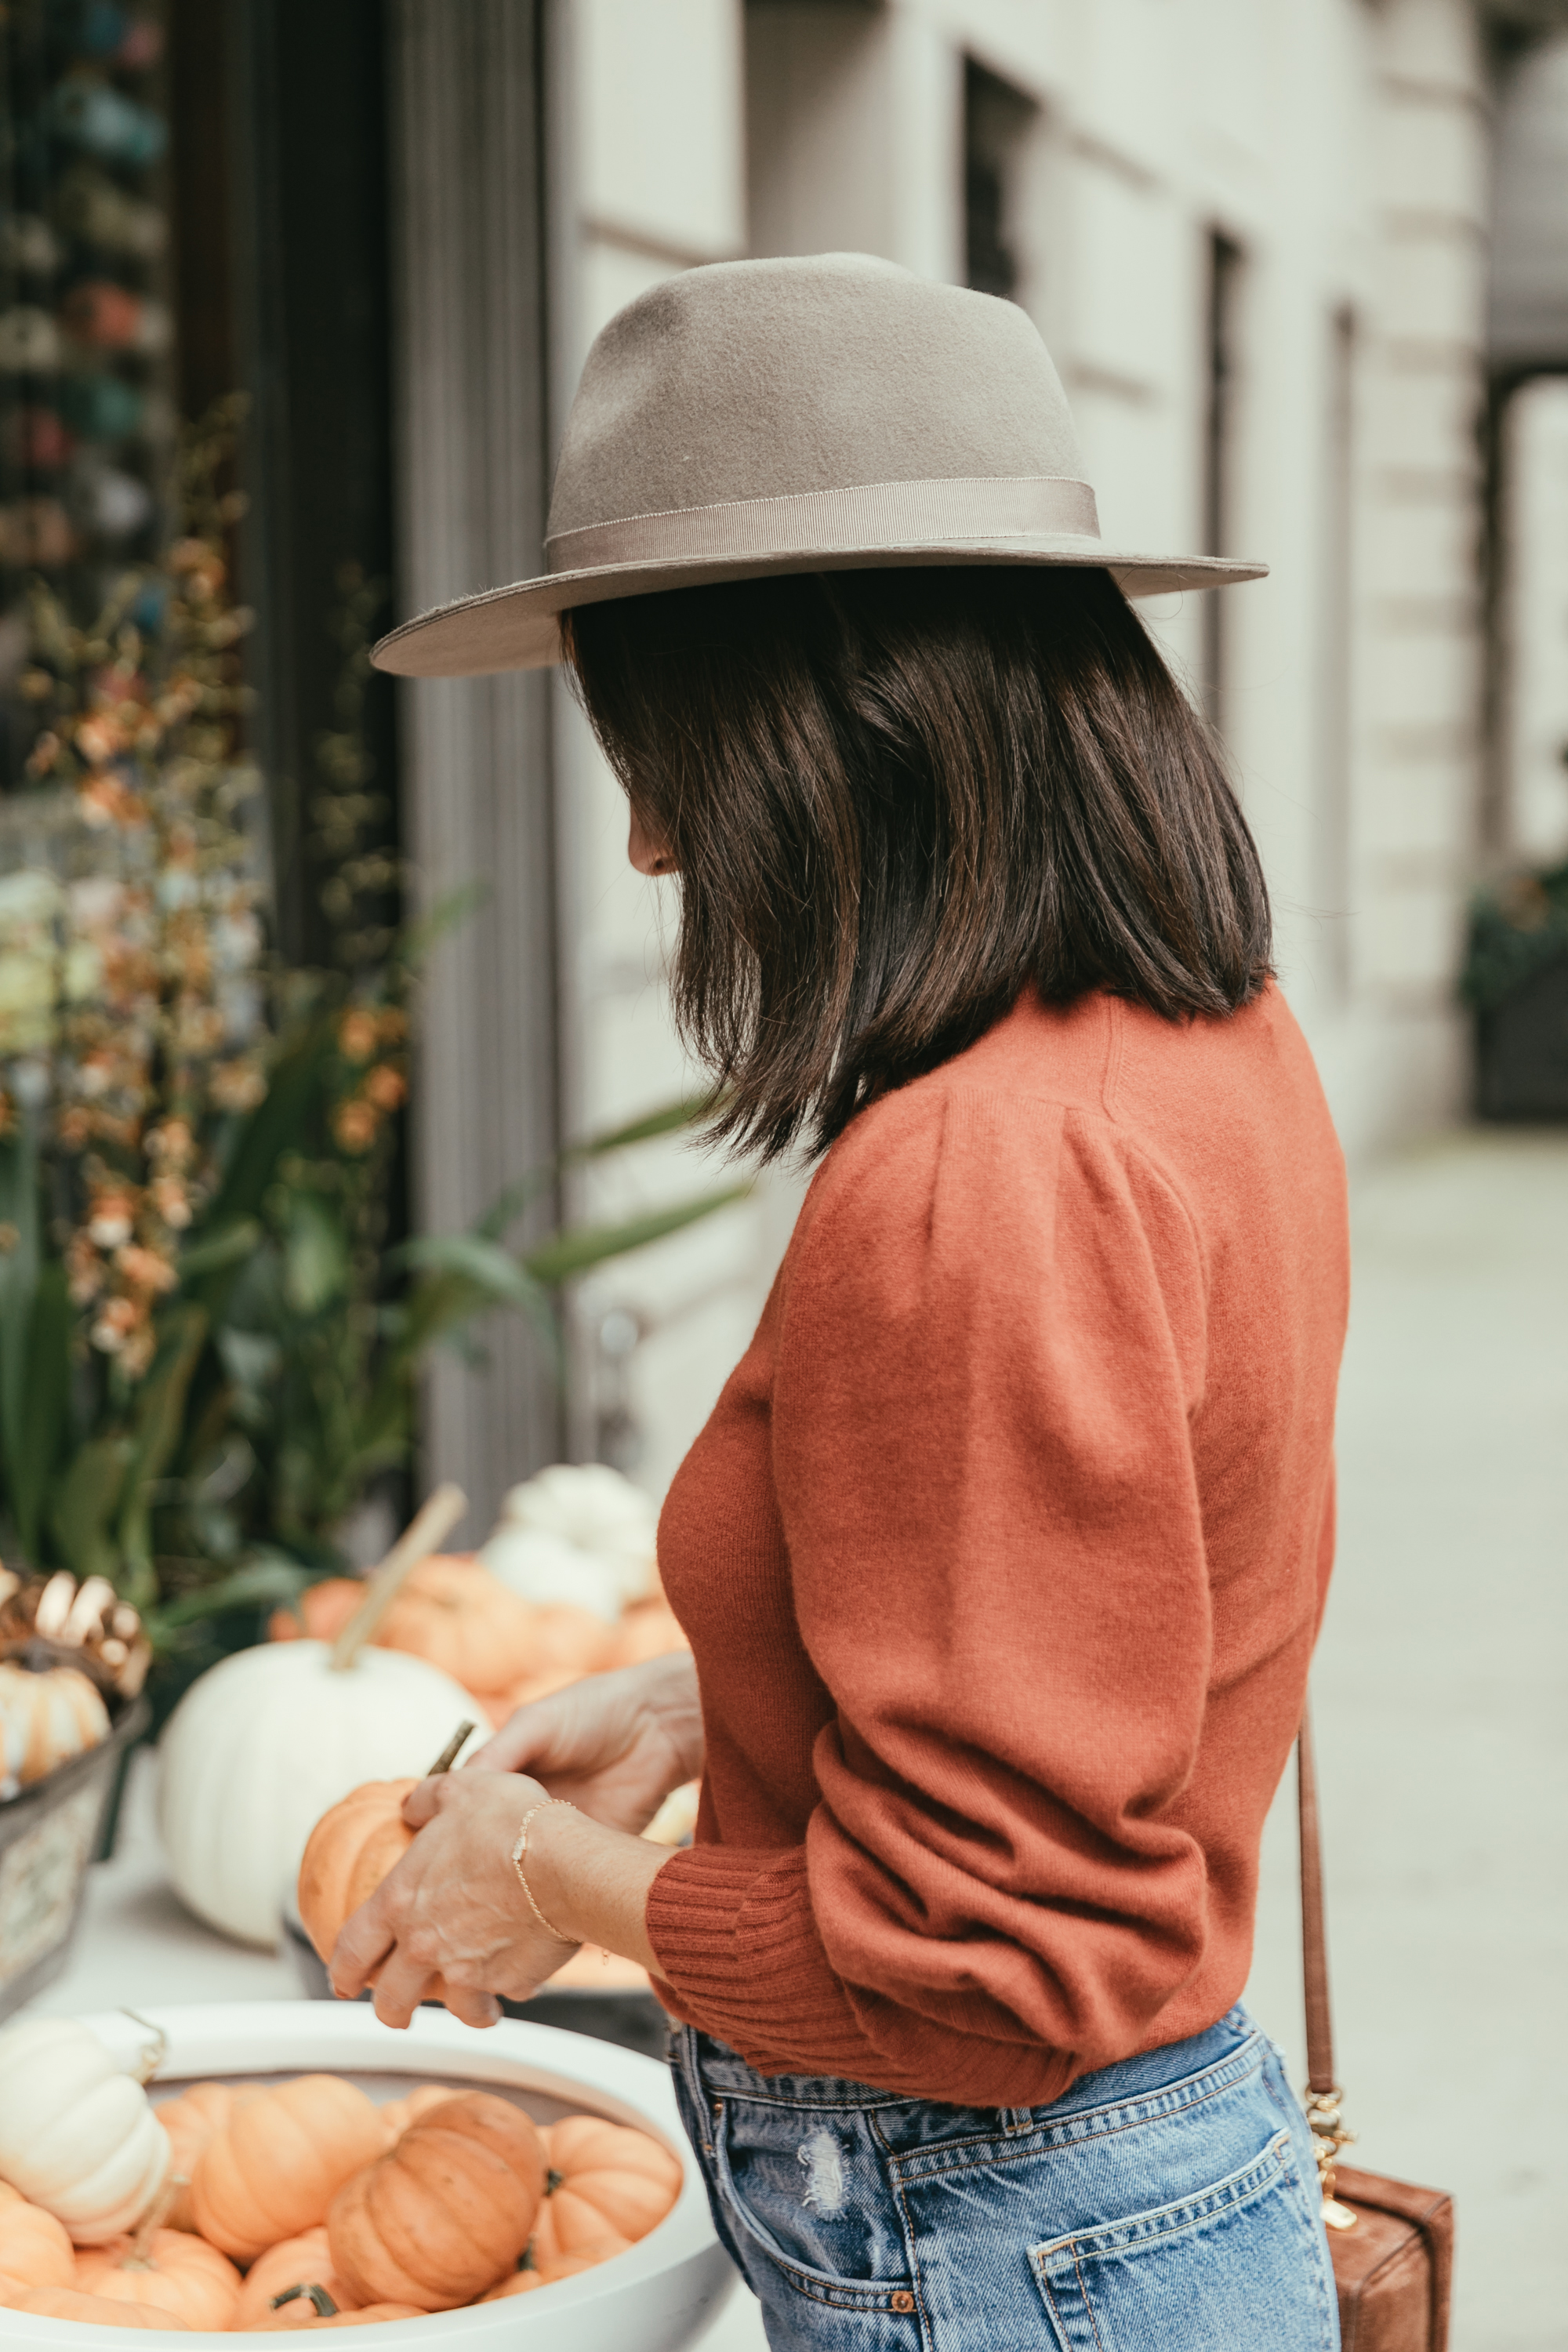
[{"xmin": 644, "ymin": 1843, "xmax": 877, "ymax": 2074}]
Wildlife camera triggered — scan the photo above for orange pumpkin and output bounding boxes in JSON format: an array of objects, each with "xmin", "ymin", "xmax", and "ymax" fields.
[
  {"xmin": 601, "ymin": 1599, "xmax": 689, "ymax": 1671},
  {"xmin": 230, "ymin": 2229, "xmax": 361, "ymax": 2329},
  {"xmin": 328, "ymin": 2092, "xmax": 546, "ymax": 2312},
  {"xmin": 157, "ymin": 2080, "xmax": 261, "ymax": 2231},
  {"xmin": 376, "ymin": 2084, "xmax": 456, "ymax": 2140},
  {"xmin": 0, "ymin": 2269, "xmax": 188, "ymax": 2326},
  {"xmin": 0, "ymin": 2187, "xmax": 74, "ymax": 2289},
  {"xmin": 481, "ymin": 2234, "xmax": 631, "ymax": 2298},
  {"xmin": 372, "ymin": 1557, "xmax": 539, "ymax": 1693},
  {"xmin": 530, "ymin": 2115, "xmax": 682, "ymax": 2262},
  {"xmin": 269, "ymin": 1559, "xmax": 537, "ymax": 1696},
  {"xmin": 191, "ymin": 2074, "xmax": 390, "ymax": 2262},
  {"xmin": 268, "ymin": 1580, "xmax": 363, "ymax": 1646},
  {"xmin": 76, "ymin": 2227, "xmax": 241, "ymax": 2329},
  {"xmin": 252, "ymin": 2285, "xmax": 423, "ymax": 2328},
  {"xmin": 477, "ymin": 1605, "xmax": 622, "ymax": 1726},
  {"xmin": 296, "ymin": 1780, "xmax": 456, "ymax": 2007}
]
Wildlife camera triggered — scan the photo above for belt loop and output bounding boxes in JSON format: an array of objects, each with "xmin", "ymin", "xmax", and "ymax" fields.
[{"xmin": 1000, "ymin": 2105, "xmax": 1035, "ymax": 2136}]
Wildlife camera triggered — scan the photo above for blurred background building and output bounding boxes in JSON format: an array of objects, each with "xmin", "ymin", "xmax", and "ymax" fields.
[{"xmin": 2, "ymin": 0, "xmax": 1567, "ymax": 1523}]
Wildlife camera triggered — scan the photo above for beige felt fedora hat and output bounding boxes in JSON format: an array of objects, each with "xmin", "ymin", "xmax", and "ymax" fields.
[{"xmin": 372, "ymin": 252, "xmax": 1266, "ymax": 680}]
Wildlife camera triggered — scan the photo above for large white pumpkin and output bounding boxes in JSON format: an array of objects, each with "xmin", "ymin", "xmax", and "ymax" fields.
[
  {"xmin": 157, "ymin": 1640, "xmax": 479, "ymax": 1948},
  {"xmin": 0, "ymin": 2017, "xmax": 168, "ymax": 2244}
]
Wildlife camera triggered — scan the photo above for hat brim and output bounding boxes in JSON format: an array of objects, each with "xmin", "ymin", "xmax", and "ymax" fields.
[{"xmin": 370, "ymin": 539, "xmax": 1268, "ymax": 679}]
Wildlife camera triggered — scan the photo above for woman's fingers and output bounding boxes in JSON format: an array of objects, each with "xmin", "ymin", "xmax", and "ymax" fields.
[
  {"xmin": 466, "ymin": 1691, "xmax": 578, "ymax": 1776},
  {"xmin": 370, "ymin": 1943, "xmax": 436, "ymax": 2031},
  {"xmin": 441, "ymin": 1985, "xmax": 503, "ymax": 2030},
  {"xmin": 329, "ymin": 1891, "xmax": 397, "ymax": 2002},
  {"xmin": 401, "ymin": 1773, "xmax": 449, "ymax": 1829}
]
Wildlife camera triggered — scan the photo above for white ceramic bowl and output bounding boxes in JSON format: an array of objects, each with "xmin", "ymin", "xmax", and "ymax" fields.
[{"xmin": 0, "ymin": 2002, "xmax": 737, "ymax": 2350}]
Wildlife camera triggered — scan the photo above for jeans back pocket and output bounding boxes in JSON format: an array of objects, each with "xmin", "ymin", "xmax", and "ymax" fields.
[
  {"xmin": 1031, "ymin": 2130, "xmax": 1338, "ymax": 2352},
  {"xmin": 710, "ymin": 2092, "xmax": 916, "ymax": 2314}
]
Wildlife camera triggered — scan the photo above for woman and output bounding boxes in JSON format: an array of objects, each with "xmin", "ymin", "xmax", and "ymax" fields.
[{"xmin": 340, "ymin": 255, "xmax": 1348, "ymax": 2349}]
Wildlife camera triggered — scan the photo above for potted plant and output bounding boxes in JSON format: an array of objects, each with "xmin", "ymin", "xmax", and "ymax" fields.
[
  {"xmin": 0, "ymin": 408, "xmax": 742, "ymax": 2012},
  {"xmin": 1463, "ymin": 858, "xmax": 1568, "ymax": 1120}
]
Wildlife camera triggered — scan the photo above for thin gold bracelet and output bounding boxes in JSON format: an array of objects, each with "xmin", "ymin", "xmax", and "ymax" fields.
[{"xmin": 510, "ymin": 1798, "xmax": 581, "ymax": 1945}]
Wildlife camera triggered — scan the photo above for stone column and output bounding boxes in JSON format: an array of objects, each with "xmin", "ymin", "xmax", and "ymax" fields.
[{"xmin": 386, "ymin": 0, "xmax": 563, "ymax": 1542}]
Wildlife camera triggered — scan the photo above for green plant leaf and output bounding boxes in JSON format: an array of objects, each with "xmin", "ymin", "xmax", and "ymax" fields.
[
  {"xmin": 398, "ymin": 1233, "xmax": 554, "ymax": 1329},
  {"xmin": 0, "ymin": 1115, "xmax": 42, "ymax": 1515},
  {"xmin": 12, "ymin": 1261, "xmax": 71, "ymax": 1559},
  {"xmin": 283, "ymin": 1193, "xmax": 350, "ymax": 1316},
  {"xmin": 570, "ymin": 1092, "xmax": 721, "ymax": 1158},
  {"xmin": 394, "ymin": 881, "xmax": 488, "ymax": 973},
  {"xmin": 474, "ymin": 1094, "xmax": 724, "ymax": 1241},
  {"xmin": 521, "ymin": 1185, "xmax": 751, "ymax": 1287},
  {"xmin": 115, "ymin": 1306, "xmax": 209, "ymax": 1610},
  {"xmin": 204, "ymin": 1025, "xmax": 332, "ymax": 1232},
  {"xmin": 49, "ymin": 1436, "xmax": 134, "ymax": 1586},
  {"xmin": 176, "ymin": 1217, "xmax": 261, "ymax": 1282},
  {"xmin": 142, "ymin": 1552, "xmax": 314, "ymax": 1640}
]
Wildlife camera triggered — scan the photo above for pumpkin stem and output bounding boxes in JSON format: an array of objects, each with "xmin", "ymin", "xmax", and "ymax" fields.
[
  {"xmin": 271, "ymin": 2285, "xmax": 339, "ymax": 2316},
  {"xmin": 125, "ymin": 2177, "xmax": 178, "ymax": 2265},
  {"xmin": 122, "ymin": 2009, "xmax": 169, "ymax": 2085},
  {"xmin": 545, "ymin": 2168, "xmax": 564, "ymax": 2195},
  {"xmin": 329, "ymin": 1483, "xmax": 468, "ymax": 1671},
  {"xmin": 424, "ymin": 1720, "xmax": 477, "ymax": 1777}
]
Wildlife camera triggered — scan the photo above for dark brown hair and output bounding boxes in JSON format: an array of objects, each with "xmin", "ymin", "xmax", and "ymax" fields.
[{"xmin": 563, "ymin": 564, "xmax": 1271, "ymax": 1160}]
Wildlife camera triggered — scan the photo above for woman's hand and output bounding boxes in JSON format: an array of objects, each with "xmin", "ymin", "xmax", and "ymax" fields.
[
  {"xmin": 328, "ymin": 1767, "xmax": 667, "ymax": 2030},
  {"xmin": 466, "ymin": 1651, "xmax": 702, "ymax": 1836}
]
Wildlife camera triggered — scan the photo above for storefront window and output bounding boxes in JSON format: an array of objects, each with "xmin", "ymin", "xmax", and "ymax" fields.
[{"xmin": 0, "ymin": 0, "xmax": 173, "ymax": 789}]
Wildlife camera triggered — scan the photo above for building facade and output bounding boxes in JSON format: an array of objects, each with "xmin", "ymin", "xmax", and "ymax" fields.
[
  {"xmin": 0, "ymin": 0, "xmax": 1528, "ymax": 1532},
  {"xmin": 514, "ymin": 0, "xmax": 1493, "ymax": 1510}
]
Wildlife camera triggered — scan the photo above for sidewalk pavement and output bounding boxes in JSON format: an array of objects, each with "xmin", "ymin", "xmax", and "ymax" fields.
[
  {"xmin": 1244, "ymin": 1130, "xmax": 1568, "ymax": 2352},
  {"xmin": 33, "ymin": 1129, "xmax": 1566, "ymax": 2352}
]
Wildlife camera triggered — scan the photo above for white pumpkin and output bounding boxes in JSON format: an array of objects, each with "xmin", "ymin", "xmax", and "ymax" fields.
[
  {"xmin": 157, "ymin": 1639, "xmax": 480, "ymax": 1948},
  {"xmin": 478, "ymin": 1461, "xmax": 657, "ymax": 1621},
  {"xmin": 0, "ymin": 2017, "xmax": 168, "ymax": 2244},
  {"xmin": 0, "ymin": 1660, "xmax": 111, "ymax": 1798}
]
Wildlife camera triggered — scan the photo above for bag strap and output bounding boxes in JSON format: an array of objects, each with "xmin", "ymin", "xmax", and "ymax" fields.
[{"xmin": 1298, "ymin": 1700, "xmax": 1358, "ymax": 2223}]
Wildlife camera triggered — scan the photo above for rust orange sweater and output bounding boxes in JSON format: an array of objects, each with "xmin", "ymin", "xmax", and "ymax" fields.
[{"xmin": 646, "ymin": 985, "xmax": 1348, "ymax": 2107}]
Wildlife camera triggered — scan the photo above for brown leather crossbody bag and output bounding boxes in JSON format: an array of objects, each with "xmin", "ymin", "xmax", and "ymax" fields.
[{"xmin": 1298, "ymin": 1706, "xmax": 1455, "ymax": 2350}]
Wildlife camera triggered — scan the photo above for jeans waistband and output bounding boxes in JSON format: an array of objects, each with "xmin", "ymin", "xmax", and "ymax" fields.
[{"xmin": 682, "ymin": 2003, "xmax": 1263, "ymax": 2143}]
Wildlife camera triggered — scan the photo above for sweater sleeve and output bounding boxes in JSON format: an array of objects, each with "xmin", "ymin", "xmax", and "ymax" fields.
[{"xmin": 645, "ymin": 1084, "xmax": 1214, "ymax": 2103}]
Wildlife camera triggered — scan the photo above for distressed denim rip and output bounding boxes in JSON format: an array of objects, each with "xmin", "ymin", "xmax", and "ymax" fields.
[{"xmin": 670, "ymin": 2004, "xmax": 1340, "ymax": 2351}]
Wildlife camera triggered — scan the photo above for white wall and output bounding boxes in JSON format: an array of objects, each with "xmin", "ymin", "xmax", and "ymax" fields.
[
  {"xmin": 554, "ymin": 0, "xmax": 1488, "ymax": 1501},
  {"xmin": 1501, "ymin": 376, "xmax": 1568, "ymax": 863}
]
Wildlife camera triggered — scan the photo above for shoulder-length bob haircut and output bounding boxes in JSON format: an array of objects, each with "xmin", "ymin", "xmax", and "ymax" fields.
[{"xmin": 562, "ymin": 564, "xmax": 1272, "ymax": 1162}]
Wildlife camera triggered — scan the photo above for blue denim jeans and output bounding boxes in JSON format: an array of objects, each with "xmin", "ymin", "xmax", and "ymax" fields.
[{"xmin": 671, "ymin": 2005, "xmax": 1339, "ymax": 2350}]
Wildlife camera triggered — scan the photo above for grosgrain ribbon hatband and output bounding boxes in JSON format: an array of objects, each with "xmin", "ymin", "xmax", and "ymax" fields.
[{"xmin": 545, "ymin": 476, "xmax": 1102, "ymax": 573}]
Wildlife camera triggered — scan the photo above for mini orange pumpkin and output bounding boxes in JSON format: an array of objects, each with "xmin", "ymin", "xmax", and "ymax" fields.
[
  {"xmin": 233, "ymin": 2227, "xmax": 361, "ymax": 2329},
  {"xmin": 477, "ymin": 1604, "xmax": 621, "ymax": 1726},
  {"xmin": 328, "ymin": 2092, "xmax": 546, "ymax": 2312},
  {"xmin": 373, "ymin": 1557, "xmax": 539, "ymax": 1693},
  {"xmin": 76, "ymin": 2226, "xmax": 241, "ymax": 2329},
  {"xmin": 376, "ymin": 2084, "xmax": 455, "ymax": 2140},
  {"xmin": 157, "ymin": 2080, "xmax": 261, "ymax": 2231},
  {"xmin": 0, "ymin": 2268, "xmax": 188, "ymax": 2326},
  {"xmin": 600, "ymin": 1599, "xmax": 689, "ymax": 1671},
  {"xmin": 268, "ymin": 1580, "xmax": 363, "ymax": 1647},
  {"xmin": 249, "ymin": 2284, "xmax": 423, "ymax": 2328},
  {"xmin": 529, "ymin": 2114, "xmax": 682, "ymax": 2262},
  {"xmin": 296, "ymin": 1780, "xmax": 456, "ymax": 2006},
  {"xmin": 481, "ymin": 2234, "xmax": 631, "ymax": 2298},
  {"xmin": 232, "ymin": 2226, "xmax": 360, "ymax": 2329},
  {"xmin": 0, "ymin": 2186, "xmax": 74, "ymax": 2289},
  {"xmin": 191, "ymin": 2074, "xmax": 389, "ymax": 2262}
]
